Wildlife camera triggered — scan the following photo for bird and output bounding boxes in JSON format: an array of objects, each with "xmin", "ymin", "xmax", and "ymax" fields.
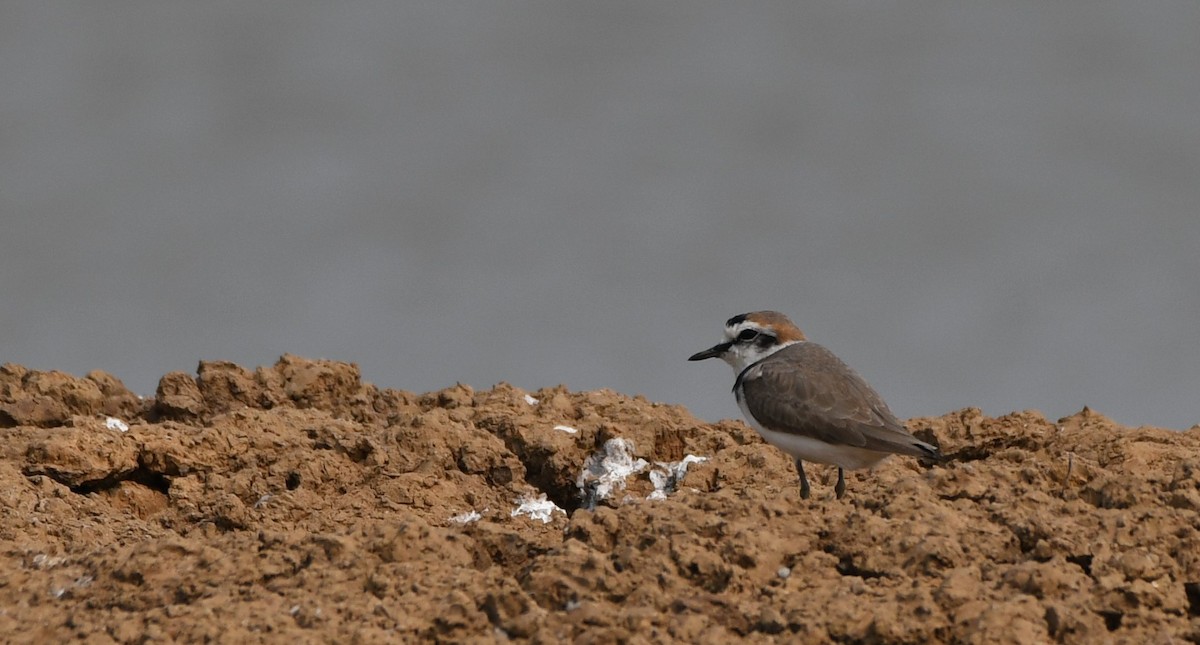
[{"xmin": 689, "ymin": 311, "xmax": 939, "ymax": 499}]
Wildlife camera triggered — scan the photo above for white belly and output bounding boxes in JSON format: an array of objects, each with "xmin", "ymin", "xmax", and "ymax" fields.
[{"xmin": 737, "ymin": 397, "xmax": 889, "ymax": 470}]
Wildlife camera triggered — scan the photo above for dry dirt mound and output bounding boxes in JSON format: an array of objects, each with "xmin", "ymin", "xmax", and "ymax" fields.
[{"xmin": 0, "ymin": 356, "xmax": 1198, "ymax": 643}]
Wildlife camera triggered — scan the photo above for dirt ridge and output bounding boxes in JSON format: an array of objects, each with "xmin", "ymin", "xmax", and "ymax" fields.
[{"xmin": 0, "ymin": 356, "xmax": 1197, "ymax": 643}]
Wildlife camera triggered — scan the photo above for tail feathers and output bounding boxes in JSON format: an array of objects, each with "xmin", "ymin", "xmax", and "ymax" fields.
[
  {"xmin": 860, "ymin": 427, "xmax": 942, "ymax": 461},
  {"xmin": 913, "ymin": 437, "xmax": 944, "ymax": 462}
]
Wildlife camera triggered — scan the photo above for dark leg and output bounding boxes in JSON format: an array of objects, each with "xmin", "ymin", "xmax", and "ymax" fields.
[
  {"xmin": 795, "ymin": 459, "xmax": 811, "ymax": 499},
  {"xmin": 835, "ymin": 467, "xmax": 846, "ymax": 499}
]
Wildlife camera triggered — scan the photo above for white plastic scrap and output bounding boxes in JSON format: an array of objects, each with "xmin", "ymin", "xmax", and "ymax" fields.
[
  {"xmin": 105, "ymin": 417, "xmax": 129, "ymax": 432},
  {"xmin": 576, "ymin": 438, "xmax": 649, "ymax": 507},
  {"xmin": 510, "ymin": 494, "xmax": 564, "ymax": 524},
  {"xmin": 523, "ymin": 394, "xmax": 539, "ymax": 405},
  {"xmin": 450, "ymin": 509, "xmax": 483, "ymax": 524},
  {"xmin": 553, "ymin": 424, "xmax": 579, "ymax": 434},
  {"xmin": 648, "ymin": 455, "xmax": 708, "ymax": 500}
]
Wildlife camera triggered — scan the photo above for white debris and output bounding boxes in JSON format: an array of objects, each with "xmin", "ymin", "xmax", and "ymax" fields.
[
  {"xmin": 52, "ymin": 573, "xmax": 93, "ymax": 600},
  {"xmin": 105, "ymin": 417, "xmax": 129, "ymax": 432},
  {"xmin": 450, "ymin": 509, "xmax": 483, "ymax": 524},
  {"xmin": 510, "ymin": 494, "xmax": 564, "ymax": 524},
  {"xmin": 553, "ymin": 424, "xmax": 579, "ymax": 434},
  {"xmin": 524, "ymin": 394, "xmax": 539, "ymax": 405},
  {"xmin": 577, "ymin": 438, "xmax": 649, "ymax": 508},
  {"xmin": 648, "ymin": 455, "xmax": 708, "ymax": 500},
  {"xmin": 777, "ymin": 566, "xmax": 792, "ymax": 579},
  {"xmin": 31, "ymin": 554, "xmax": 63, "ymax": 569},
  {"xmin": 253, "ymin": 494, "xmax": 273, "ymax": 509}
]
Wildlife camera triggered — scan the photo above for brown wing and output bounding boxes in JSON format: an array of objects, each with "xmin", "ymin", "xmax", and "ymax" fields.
[{"xmin": 737, "ymin": 343, "xmax": 937, "ymax": 458}]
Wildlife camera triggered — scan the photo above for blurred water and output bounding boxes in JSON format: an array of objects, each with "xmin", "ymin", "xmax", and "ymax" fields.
[{"xmin": 2, "ymin": 3, "xmax": 1197, "ymax": 428}]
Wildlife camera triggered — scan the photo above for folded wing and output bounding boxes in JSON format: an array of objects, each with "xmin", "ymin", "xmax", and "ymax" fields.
[{"xmin": 737, "ymin": 343, "xmax": 938, "ymax": 459}]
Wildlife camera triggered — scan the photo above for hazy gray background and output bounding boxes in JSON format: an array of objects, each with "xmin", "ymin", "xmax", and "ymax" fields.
[{"xmin": 3, "ymin": 3, "xmax": 1198, "ymax": 429}]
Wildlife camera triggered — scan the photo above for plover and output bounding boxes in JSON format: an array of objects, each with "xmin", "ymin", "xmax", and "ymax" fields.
[{"xmin": 689, "ymin": 311, "xmax": 938, "ymax": 499}]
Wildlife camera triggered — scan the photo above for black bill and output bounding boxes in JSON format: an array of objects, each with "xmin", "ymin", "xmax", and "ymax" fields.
[{"xmin": 688, "ymin": 341, "xmax": 731, "ymax": 361}]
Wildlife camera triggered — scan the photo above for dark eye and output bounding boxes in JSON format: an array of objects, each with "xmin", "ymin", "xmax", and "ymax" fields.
[{"xmin": 737, "ymin": 329, "xmax": 759, "ymax": 342}]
